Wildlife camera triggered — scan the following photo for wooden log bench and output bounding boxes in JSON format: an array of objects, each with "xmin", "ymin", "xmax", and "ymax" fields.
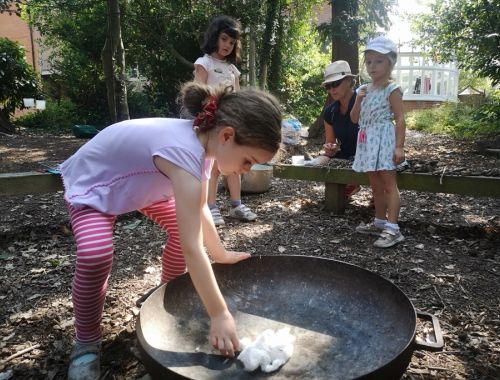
[
  {"xmin": 0, "ymin": 172, "xmax": 63, "ymax": 196},
  {"xmin": 273, "ymin": 165, "xmax": 500, "ymax": 214}
]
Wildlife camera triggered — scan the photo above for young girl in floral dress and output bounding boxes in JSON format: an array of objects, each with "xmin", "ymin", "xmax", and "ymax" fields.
[{"xmin": 351, "ymin": 36, "xmax": 406, "ymax": 248}]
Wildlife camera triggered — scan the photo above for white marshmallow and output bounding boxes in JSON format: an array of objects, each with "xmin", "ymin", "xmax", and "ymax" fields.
[{"xmin": 237, "ymin": 328, "xmax": 295, "ymax": 373}]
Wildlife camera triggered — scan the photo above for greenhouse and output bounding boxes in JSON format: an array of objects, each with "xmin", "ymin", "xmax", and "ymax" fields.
[{"xmin": 393, "ymin": 50, "xmax": 459, "ymax": 110}]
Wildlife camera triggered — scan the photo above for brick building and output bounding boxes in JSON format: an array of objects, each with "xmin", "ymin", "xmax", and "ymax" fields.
[{"xmin": 0, "ymin": 6, "xmax": 41, "ymax": 71}]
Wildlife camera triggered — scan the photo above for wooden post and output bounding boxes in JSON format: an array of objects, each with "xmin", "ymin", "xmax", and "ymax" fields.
[{"xmin": 325, "ymin": 182, "xmax": 347, "ymax": 214}]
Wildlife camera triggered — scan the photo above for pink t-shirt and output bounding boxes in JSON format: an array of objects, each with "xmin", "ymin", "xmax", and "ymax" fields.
[{"xmin": 60, "ymin": 118, "xmax": 212, "ymax": 215}]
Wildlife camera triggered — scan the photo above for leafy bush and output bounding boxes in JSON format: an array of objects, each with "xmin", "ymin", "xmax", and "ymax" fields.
[
  {"xmin": 0, "ymin": 38, "xmax": 41, "ymax": 132},
  {"xmin": 406, "ymin": 92, "xmax": 500, "ymax": 138},
  {"xmin": 14, "ymin": 99, "xmax": 80, "ymax": 133},
  {"xmin": 127, "ymin": 90, "xmax": 154, "ymax": 119}
]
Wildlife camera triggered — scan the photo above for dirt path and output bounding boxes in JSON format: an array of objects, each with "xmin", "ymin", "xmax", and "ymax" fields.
[{"xmin": 0, "ymin": 130, "xmax": 499, "ymax": 379}]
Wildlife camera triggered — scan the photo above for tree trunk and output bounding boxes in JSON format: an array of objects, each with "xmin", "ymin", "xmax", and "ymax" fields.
[
  {"xmin": 115, "ymin": 30, "xmax": 129, "ymax": 121},
  {"xmin": 307, "ymin": 96, "xmax": 333, "ymax": 140},
  {"xmin": 102, "ymin": 0, "xmax": 129, "ymax": 124},
  {"xmin": 268, "ymin": 3, "xmax": 284, "ymax": 94},
  {"xmin": 331, "ymin": 0, "xmax": 359, "ymax": 72},
  {"xmin": 308, "ymin": 0, "xmax": 359, "ymax": 139},
  {"xmin": 248, "ymin": 25, "xmax": 256, "ymax": 87},
  {"xmin": 0, "ymin": 108, "xmax": 15, "ymax": 134},
  {"xmin": 168, "ymin": 45, "xmax": 195, "ymax": 69},
  {"xmin": 258, "ymin": 0, "xmax": 279, "ymax": 89}
]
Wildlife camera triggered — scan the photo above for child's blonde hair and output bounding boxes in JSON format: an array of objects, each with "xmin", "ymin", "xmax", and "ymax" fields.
[
  {"xmin": 362, "ymin": 51, "xmax": 397, "ymax": 82},
  {"xmin": 363, "ymin": 36, "xmax": 398, "ymax": 82},
  {"xmin": 180, "ymin": 81, "xmax": 282, "ymax": 153}
]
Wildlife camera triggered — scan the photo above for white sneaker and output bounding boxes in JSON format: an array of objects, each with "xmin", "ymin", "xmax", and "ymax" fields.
[
  {"xmin": 373, "ymin": 228, "xmax": 405, "ymax": 248},
  {"xmin": 210, "ymin": 207, "xmax": 225, "ymax": 226},
  {"xmin": 355, "ymin": 222, "xmax": 384, "ymax": 236},
  {"xmin": 228, "ymin": 204, "xmax": 257, "ymax": 222}
]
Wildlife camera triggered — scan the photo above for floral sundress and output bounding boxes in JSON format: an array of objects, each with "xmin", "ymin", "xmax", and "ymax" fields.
[{"xmin": 352, "ymin": 82, "xmax": 402, "ymax": 172}]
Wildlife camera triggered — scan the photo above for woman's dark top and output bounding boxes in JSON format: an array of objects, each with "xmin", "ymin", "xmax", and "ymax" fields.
[{"xmin": 323, "ymin": 92, "xmax": 359, "ymax": 159}]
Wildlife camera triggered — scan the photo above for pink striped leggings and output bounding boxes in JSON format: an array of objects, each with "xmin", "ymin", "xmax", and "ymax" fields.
[{"xmin": 68, "ymin": 200, "xmax": 185, "ymax": 343}]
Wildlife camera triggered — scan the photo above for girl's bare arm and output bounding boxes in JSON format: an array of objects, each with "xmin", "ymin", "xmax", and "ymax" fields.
[
  {"xmin": 350, "ymin": 87, "xmax": 366, "ymax": 124},
  {"xmin": 194, "ymin": 65, "xmax": 208, "ymax": 84},
  {"xmin": 389, "ymin": 88, "xmax": 406, "ymax": 163},
  {"xmin": 154, "ymin": 156, "xmax": 240, "ymax": 356},
  {"xmin": 200, "ymin": 176, "xmax": 250, "ymax": 264}
]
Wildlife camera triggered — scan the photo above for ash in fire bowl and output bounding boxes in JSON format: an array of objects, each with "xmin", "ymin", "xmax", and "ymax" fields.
[{"xmin": 137, "ymin": 255, "xmax": 439, "ymax": 379}]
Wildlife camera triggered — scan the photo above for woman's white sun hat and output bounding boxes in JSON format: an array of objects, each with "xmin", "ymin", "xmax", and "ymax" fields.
[
  {"xmin": 322, "ymin": 60, "xmax": 356, "ymax": 86},
  {"xmin": 364, "ymin": 36, "xmax": 398, "ymax": 54}
]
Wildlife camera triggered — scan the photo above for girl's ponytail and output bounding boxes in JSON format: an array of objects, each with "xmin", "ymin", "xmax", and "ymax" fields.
[{"xmin": 180, "ymin": 80, "xmax": 282, "ymax": 153}]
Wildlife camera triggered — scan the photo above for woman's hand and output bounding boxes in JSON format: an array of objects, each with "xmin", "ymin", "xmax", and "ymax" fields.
[
  {"xmin": 210, "ymin": 309, "xmax": 240, "ymax": 357},
  {"xmin": 215, "ymin": 250, "xmax": 251, "ymax": 264},
  {"xmin": 323, "ymin": 142, "xmax": 339, "ymax": 157},
  {"xmin": 393, "ymin": 147, "xmax": 405, "ymax": 164}
]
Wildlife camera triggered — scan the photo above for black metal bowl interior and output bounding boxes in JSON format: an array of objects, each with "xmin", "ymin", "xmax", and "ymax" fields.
[{"xmin": 137, "ymin": 255, "xmax": 417, "ymax": 379}]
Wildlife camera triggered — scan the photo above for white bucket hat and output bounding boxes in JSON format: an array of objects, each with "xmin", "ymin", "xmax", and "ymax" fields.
[
  {"xmin": 364, "ymin": 36, "xmax": 397, "ymax": 54},
  {"xmin": 322, "ymin": 60, "xmax": 356, "ymax": 86}
]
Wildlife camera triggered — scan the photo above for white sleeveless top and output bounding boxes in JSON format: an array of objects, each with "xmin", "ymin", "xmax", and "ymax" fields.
[{"xmin": 194, "ymin": 54, "xmax": 240, "ymax": 88}]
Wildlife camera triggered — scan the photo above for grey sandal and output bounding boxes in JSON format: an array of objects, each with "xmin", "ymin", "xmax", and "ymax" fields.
[{"xmin": 68, "ymin": 341, "xmax": 101, "ymax": 380}]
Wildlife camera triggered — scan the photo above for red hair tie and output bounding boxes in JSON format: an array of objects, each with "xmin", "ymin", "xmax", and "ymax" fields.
[{"xmin": 193, "ymin": 96, "xmax": 218, "ymax": 132}]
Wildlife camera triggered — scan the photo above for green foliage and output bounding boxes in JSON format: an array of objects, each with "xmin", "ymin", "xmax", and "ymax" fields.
[
  {"xmin": 278, "ymin": 25, "xmax": 330, "ymax": 125},
  {"xmin": 0, "ymin": 0, "xmax": 22, "ymax": 15},
  {"xmin": 13, "ymin": 98, "xmax": 79, "ymax": 132},
  {"xmin": 459, "ymin": 69, "xmax": 492, "ymax": 93},
  {"xmin": 265, "ymin": 1, "xmax": 329, "ymax": 125},
  {"xmin": 20, "ymin": 0, "xmax": 392, "ymax": 130},
  {"xmin": 406, "ymin": 91, "xmax": 500, "ymax": 138},
  {"xmin": 0, "ymin": 37, "xmax": 41, "ymax": 117},
  {"xmin": 412, "ymin": 0, "xmax": 500, "ymax": 85},
  {"xmin": 317, "ymin": 0, "xmax": 396, "ymax": 45},
  {"xmin": 28, "ymin": 0, "xmax": 109, "ymax": 125},
  {"xmin": 127, "ymin": 89, "xmax": 166, "ymax": 118}
]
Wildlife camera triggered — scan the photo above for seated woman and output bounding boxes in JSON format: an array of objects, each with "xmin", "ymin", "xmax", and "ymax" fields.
[{"xmin": 313, "ymin": 60, "xmax": 360, "ymax": 198}]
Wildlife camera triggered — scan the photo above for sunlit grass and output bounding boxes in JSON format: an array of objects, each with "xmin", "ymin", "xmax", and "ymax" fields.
[{"xmin": 406, "ymin": 94, "xmax": 500, "ymax": 139}]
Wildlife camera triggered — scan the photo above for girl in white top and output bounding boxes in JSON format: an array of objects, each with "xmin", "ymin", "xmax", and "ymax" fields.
[
  {"xmin": 351, "ymin": 36, "xmax": 406, "ymax": 248},
  {"xmin": 194, "ymin": 15, "xmax": 257, "ymax": 226}
]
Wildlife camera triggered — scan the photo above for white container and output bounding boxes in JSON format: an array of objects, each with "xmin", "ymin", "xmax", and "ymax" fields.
[
  {"xmin": 23, "ymin": 98, "xmax": 35, "ymax": 107},
  {"xmin": 35, "ymin": 100, "xmax": 46, "ymax": 110},
  {"xmin": 241, "ymin": 164, "xmax": 273, "ymax": 193},
  {"xmin": 291, "ymin": 155, "xmax": 305, "ymax": 165}
]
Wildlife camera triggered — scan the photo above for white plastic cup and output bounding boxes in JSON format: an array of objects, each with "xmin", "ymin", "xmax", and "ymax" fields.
[
  {"xmin": 291, "ymin": 155, "xmax": 305, "ymax": 165},
  {"xmin": 23, "ymin": 98, "xmax": 35, "ymax": 107},
  {"xmin": 35, "ymin": 100, "xmax": 46, "ymax": 110}
]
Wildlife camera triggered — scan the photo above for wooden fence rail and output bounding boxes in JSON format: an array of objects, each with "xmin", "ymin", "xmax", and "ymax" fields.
[{"xmin": 273, "ymin": 165, "xmax": 500, "ymax": 214}]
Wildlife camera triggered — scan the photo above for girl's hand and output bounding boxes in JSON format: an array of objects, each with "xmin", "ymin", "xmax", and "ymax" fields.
[
  {"xmin": 393, "ymin": 147, "xmax": 405, "ymax": 164},
  {"xmin": 356, "ymin": 85, "xmax": 368, "ymax": 100},
  {"xmin": 210, "ymin": 310, "xmax": 240, "ymax": 357},
  {"xmin": 323, "ymin": 142, "xmax": 339, "ymax": 157},
  {"xmin": 216, "ymin": 250, "xmax": 251, "ymax": 264}
]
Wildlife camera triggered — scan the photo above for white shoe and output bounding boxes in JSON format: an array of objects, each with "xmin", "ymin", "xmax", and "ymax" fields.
[
  {"xmin": 373, "ymin": 228, "xmax": 405, "ymax": 248},
  {"xmin": 210, "ymin": 207, "xmax": 225, "ymax": 226},
  {"xmin": 355, "ymin": 222, "xmax": 384, "ymax": 236},
  {"xmin": 228, "ymin": 204, "xmax": 257, "ymax": 222}
]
